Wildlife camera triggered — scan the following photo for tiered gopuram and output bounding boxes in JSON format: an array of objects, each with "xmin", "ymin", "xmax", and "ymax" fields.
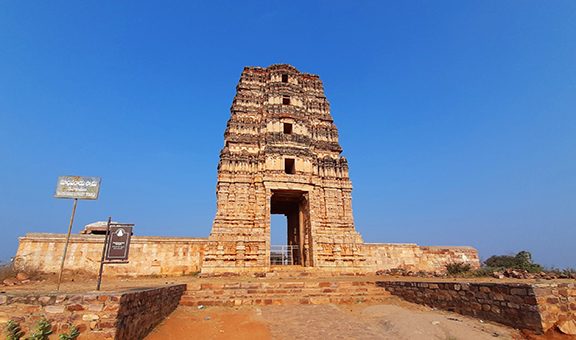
[{"xmin": 202, "ymin": 64, "xmax": 365, "ymax": 273}]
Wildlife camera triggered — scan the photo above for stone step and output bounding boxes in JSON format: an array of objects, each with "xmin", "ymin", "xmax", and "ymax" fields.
[
  {"xmin": 184, "ymin": 287, "xmax": 386, "ymax": 295},
  {"xmin": 181, "ymin": 290, "xmax": 390, "ymax": 300},
  {"xmin": 198, "ymin": 268, "xmax": 369, "ymax": 279},
  {"xmin": 182, "ymin": 290, "xmax": 387, "ymax": 297},
  {"xmin": 180, "ymin": 293, "xmax": 391, "ymax": 307},
  {"xmin": 185, "ymin": 280, "xmax": 380, "ymax": 290},
  {"xmin": 179, "ymin": 279, "xmax": 391, "ymax": 306},
  {"xmin": 263, "ymin": 268, "xmax": 368, "ymax": 279},
  {"xmin": 180, "ymin": 293, "xmax": 391, "ymax": 304}
]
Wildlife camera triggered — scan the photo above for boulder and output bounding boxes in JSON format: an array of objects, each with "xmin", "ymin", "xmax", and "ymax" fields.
[
  {"xmin": 491, "ymin": 271, "xmax": 505, "ymax": 279},
  {"xmin": 2, "ymin": 278, "xmax": 18, "ymax": 286},
  {"xmin": 16, "ymin": 272, "xmax": 29, "ymax": 281}
]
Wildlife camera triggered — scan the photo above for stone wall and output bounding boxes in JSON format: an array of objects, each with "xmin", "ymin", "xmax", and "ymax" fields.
[
  {"xmin": 0, "ymin": 284, "xmax": 185, "ymax": 339},
  {"xmin": 15, "ymin": 233, "xmax": 206, "ymax": 276},
  {"xmin": 378, "ymin": 281, "xmax": 576, "ymax": 333},
  {"xmin": 14, "ymin": 234, "xmax": 480, "ymax": 276},
  {"xmin": 115, "ymin": 285, "xmax": 186, "ymax": 339},
  {"xmin": 533, "ymin": 283, "xmax": 576, "ymax": 332},
  {"xmin": 364, "ymin": 243, "xmax": 480, "ymax": 272}
]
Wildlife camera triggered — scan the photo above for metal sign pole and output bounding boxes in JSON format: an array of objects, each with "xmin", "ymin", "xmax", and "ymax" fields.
[
  {"xmin": 56, "ymin": 198, "xmax": 78, "ymax": 291},
  {"xmin": 96, "ymin": 217, "xmax": 112, "ymax": 291}
]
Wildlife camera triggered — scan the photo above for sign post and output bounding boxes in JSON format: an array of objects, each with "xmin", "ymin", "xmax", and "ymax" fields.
[
  {"xmin": 56, "ymin": 198, "xmax": 78, "ymax": 291},
  {"xmin": 96, "ymin": 221, "xmax": 133, "ymax": 291},
  {"xmin": 54, "ymin": 176, "xmax": 101, "ymax": 291},
  {"xmin": 96, "ymin": 217, "xmax": 112, "ymax": 291}
]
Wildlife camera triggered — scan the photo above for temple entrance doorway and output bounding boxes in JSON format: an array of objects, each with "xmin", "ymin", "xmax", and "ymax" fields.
[{"xmin": 270, "ymin": 190, "xmax": 310, "ymax": 266}]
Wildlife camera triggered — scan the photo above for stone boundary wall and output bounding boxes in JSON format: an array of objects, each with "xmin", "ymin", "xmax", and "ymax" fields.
[
  {"xmin": 378, "ymin": 281, "xmax": 576, "ymax": 333},
  {"xmin": 16, "ymin": 233, "xmax": 207, "ymax": 276},
  {"xmin": 0, "ymin": 284, "xmax": 186, "ymax": 339},
  {"xmin": 115, "ymin": 285, "xmax": 186, "ymax": 339},
  {"xmin": 364, "ymin": 243, "xmax": 480, "ymax": 272},
  {"xmin": 533, "ymin": 283, "xmax": 576, "ymax": 332},
  {"xmin": 15, "ymin": 234, "xmax": 479, "ymax": 276}
]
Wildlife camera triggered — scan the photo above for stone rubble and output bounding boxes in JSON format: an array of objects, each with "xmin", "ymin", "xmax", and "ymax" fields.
[{"xmin": 491, "ymin": 269, "xmax": 576, "ymax": 280}]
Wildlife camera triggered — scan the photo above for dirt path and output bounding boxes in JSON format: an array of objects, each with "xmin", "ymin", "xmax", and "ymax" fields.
[
  {"xmin": 145, "ymin": 306, "xmax": 271, "ymax": 340},
  {"xmin": 146, "ymin": 298, "xmax": 523, "ymax": 340}
]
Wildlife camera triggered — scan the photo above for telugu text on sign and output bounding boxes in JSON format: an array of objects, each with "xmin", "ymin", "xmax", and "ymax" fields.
[{"xmin": 55, "ymin": 176, "xmax": 101, "ymax": 200}]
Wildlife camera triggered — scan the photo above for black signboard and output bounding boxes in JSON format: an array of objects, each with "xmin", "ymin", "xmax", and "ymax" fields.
[{"xmin": 105, "ymin": 224, "xmax": 133, "ymax": 261}]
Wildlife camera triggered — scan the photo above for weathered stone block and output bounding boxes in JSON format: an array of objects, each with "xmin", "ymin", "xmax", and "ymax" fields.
[
  {"xmin": 66, "ymin": 304, "xmax": 85, "ymax": 311},
  {"xmin": 510, "ymin": 288, "xmax": 527, "ymax": 296},
  {"xmin": 82, "ymin": 314, "xmax": 100, "ymax": 321},
  {"xmin": 45, "ymin": 305, "xmax": 65, "ymax": 314}
]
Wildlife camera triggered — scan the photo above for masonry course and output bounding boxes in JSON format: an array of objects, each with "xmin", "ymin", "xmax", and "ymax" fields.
[
  {"xmin": 0, "ymin": 284, "xmax": 185, "ymax": 339},
  {"xmin": 378, "ymin": 280, "xmax": 576, "ymax": 334}
]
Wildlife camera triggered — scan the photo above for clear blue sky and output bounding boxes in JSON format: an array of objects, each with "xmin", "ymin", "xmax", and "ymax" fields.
[{"xmin": 1, "ymin": 1, "xmax": 574, "ymax": 268}]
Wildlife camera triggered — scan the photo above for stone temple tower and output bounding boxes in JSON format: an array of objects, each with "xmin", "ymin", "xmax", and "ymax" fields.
[{"xmin": 202, "ymin": 64, "xmax": 365, "ymax": 274}]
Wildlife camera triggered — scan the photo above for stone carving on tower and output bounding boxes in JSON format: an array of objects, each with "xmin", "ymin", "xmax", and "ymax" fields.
[{"xmin": 201, "ymin": 64, "xmax": 366, "ymax": 273}]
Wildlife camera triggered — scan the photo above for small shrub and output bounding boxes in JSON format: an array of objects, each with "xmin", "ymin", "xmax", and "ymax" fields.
[
  {"xmin": 446, "ymin": 262, "xmax": 472, "ymax": 275},
  {"xmin": 471, "ymin": 266, "xmax": 500, "ymax": 277},
  {"xmin": 484, "ymin": 250, "xmax": 543, "ymax": 272},
  {"xmin": 28, "ymin": 318, "xmax": 52, "ymax": 340},
  {"xmin": 5, "ymin": 320, "xmax": 24, "ymax": 340},
  {"xmin": 484, "ymin": 255, "xmax": 516, "ymax": 268},
  {"xmin": 59, "ymin": 325, "xmax": 80, "ymax": 340},
  {"xmin": 544, "ymin": 267, "xmax": 576, "ymax": 278}
]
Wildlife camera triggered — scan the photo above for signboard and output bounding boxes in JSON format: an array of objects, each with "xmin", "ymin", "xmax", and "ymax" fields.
[
  {"xmin": 105, "ymin": 224, "xmax": 133, "ymax": 261},
  {"xmin": 55, "ymin": 176, "xmax": 101, "ymax": 200}
]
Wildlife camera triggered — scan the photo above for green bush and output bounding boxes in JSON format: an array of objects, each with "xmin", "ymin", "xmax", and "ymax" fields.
[
  {"xmin": 484, "ymin": 250, "xmax": 542, "ymax": 272},
  {"xmin": 4, "ymin": 319, "xmax": 82, "ymax": 340},
  {"xmin": 470, "ymin": 266, "xmax": 500, "ymax": 277},
  {"xmin": 27, "ymin": 318, "xmax": 52, "ymax": 340},
  {"xmin": 5, "ymin": 320, "xmax": 24, "ymax": 340},
  {"xmin": 446, "ymin": 262, "xmax": 472, "ymax": 275},
  {"xmin": 59, "ymin": 325, "xmax": 80, "ymax": 340}
]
